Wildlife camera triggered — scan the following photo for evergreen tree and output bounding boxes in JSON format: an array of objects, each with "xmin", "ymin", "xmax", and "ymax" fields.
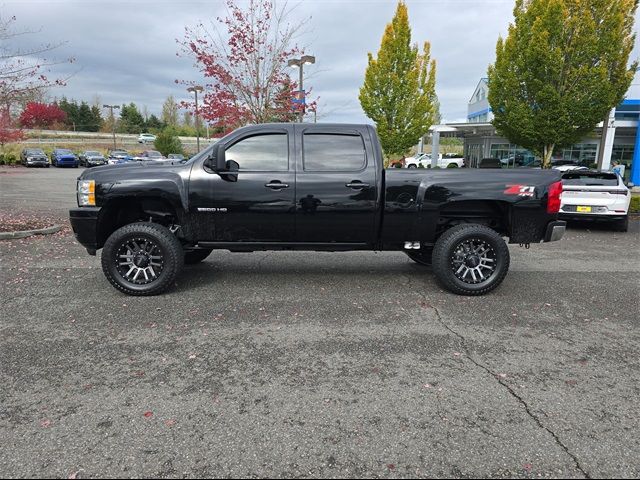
[
  {"xmin": 89, "ymin": 105, "xmax": 103, "ymax": 132},
  {"xmin": 118, "ymin": 102, "xmax": 145, "ymax": 133},
  {"xmin": 154, "ymin": 130, "xmax": 184, "ymax": 156},
  {"xmin": 359, "ymin": 1, "xmax": 437, "ymax": 159},
  {"xmin": 488, "ymin": 0, "xmax": 638, "ymax": 168},
  {"xmin": 145, "ymin": 114, "xmax": 164, "ymax": 131}
]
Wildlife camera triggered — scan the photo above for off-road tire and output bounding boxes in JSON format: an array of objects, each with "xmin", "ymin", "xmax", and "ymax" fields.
[
  {"xmin": 432, "ymin": 224, "xmax": 510, "ymax": 296},
  {"xmin": 184, "ymin": 248, "xmax": 213, "ymax": 265},
  {"xmin": 101, "ymin": 222, "xmax": 184, "ymax": 296}
]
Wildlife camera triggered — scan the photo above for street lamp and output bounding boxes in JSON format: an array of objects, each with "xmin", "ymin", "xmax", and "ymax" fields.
[
  {"xmin": 187, "ymin": 85, "xmax": 204, "ymax": 152},
  {"xmin": 288, "ymin": 55, "xmax": 315, "ymax": 122},
  {"xmin": 103, "ymin": 104, "xmax": 120, "ymax": 149}
]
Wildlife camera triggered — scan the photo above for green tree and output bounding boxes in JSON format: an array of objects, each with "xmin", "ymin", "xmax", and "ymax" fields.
[
  {"xmin": 359, "ymin": 1, "xmax": 437, "ymax": 159},
  {"xmin": 154, "ymin": 130, "xmax": 184, "ymax": 156},
  {"xmin": 118, "ymin": 102, "xmax": 145, "ymax": 133},
  {"xmin": 89, "ymin": 105, "xmax": 103, "ymax": 132},
  {"xmin": 145, "ymin": 114, "xmax": 164, "ymax": 131},
  {"xmin": 488, "ymin": 0, "xmax": 638, "ymax": 168},
  {"xmin": 162, "ymin": 95, "xmax": 179, "ymax": 126}
]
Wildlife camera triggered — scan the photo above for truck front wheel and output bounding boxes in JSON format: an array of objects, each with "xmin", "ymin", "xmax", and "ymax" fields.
[
  {"xmin": 432, "ymin": 224, "xmax": 510, "ymax": 296},
  {"xmin": 101, "ymin": 222, "xmax": 184, "ymax": 296}
]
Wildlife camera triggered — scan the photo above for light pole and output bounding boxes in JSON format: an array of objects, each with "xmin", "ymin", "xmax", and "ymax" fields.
[
  {"xmin": 103, "ymin": 104, "xmax": 120, "ymax": 149},
  {"xmin": 187, "ymin": 86, "xmax": 204, "ymax": 152},
  {"xmin": 288, "ymin": 55, "xmax": 315, "ymax": 123}
]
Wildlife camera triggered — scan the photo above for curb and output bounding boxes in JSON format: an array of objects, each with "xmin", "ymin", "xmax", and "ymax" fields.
[{"xmin": 0, "ymin": 224, "xmax": 64, "ymax": 240}]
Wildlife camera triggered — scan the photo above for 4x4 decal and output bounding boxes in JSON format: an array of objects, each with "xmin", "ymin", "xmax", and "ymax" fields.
[{"xmin": 504, "ymin": 185, "xmax": 536, "ymax": 197}]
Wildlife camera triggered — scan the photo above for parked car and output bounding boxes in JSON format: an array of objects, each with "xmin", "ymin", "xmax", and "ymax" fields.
[
  {"xmin": 167, "ymin": 154, "xmax": 185, "ymax": 161},
  {"xmin": 559, "ymin": 170, "xmax": 631, "ymax": 231},
  {"xmin": 20, "ymin": 148, "xmax": 49, "ymax": 168},
  {"xmin": 70, "ymin": 123, "xmax": 566, "ymax": 297},
  {"xmin": 553, "ymin": 165, "xmax": 589, "ymax": 172},
  {"xmin": 51, "ymin": 149, "xmax": 79, "ymax": 168},
  {"xmin": 79, "ymin": 150, "xmax": 106, "ymax": 168},
  {"xmin": 405, "ymin": 153, "xmax": 463, "ymax": 169},
  {"xmin": 107, "ymin": 149, "xmax": 133, "ymax": 165},
  {"xmin": 138, "ymin": 133, "xmax": 157, "ymax": 144},
  {"xmin": 133, "ymin": 150, "xmax": 166, "ymax": 162}
]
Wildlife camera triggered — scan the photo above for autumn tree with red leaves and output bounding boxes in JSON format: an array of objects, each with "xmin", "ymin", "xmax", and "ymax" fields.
[
  {"xmin": 178, "ymin": 0, "xmax": 312, "ymax": 131},
  {"xmin": 0, "ymin": 111, "xmax": 24, "ymax": 148},
  {"xmin": 19, "ymin": 102, "xmax": 66, "ymax": 129}
]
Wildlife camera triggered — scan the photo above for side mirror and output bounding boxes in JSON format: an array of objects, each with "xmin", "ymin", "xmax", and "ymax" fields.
[
  {"xmin": 221, "ymin": 159, "xmax": 239, "ymax": 182},
  {"xmin": 215, "ymin": 144, "xmax": 226, "ymax": 171}
]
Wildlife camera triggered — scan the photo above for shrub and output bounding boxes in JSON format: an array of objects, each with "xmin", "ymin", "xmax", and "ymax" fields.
[
  {"xmin": 630, "ymin": 195, "xmax": 640, "ymax": 214},
  {"xmin": 154, "ymin": 130, "xmax": 184, "ymax": 157}
]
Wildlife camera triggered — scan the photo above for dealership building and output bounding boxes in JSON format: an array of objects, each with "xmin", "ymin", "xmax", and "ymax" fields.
[{"xmin": 429, "ymin": 74, "xmax": 640, "ymax": 186}]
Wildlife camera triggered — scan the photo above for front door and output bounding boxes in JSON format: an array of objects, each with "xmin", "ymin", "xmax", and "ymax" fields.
[{"xmin": 188, "ymin": 128, "xmax": 296, "ymax": 242}]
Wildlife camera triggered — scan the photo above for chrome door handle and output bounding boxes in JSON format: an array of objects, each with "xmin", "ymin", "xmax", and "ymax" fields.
[
  {"xmin": 265, "ymin": 182, "xmax": 289, "ymax": 189},
  {"xmin": 346, "ymin": 182, "xmax": 369, "ymax": 189}
]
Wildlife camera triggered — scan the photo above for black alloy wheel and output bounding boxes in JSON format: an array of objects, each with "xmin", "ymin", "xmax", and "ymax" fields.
[
  {"xmin": 101, "ymin": 222, "xmax": 184, "ymax": 296},
  {"xmin": 432, "ymin": 224, "xmax": 510, "ymax": 295}
]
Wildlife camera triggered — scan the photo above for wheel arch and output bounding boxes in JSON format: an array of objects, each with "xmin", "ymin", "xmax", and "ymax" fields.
[{"xmin": 96, "ymin": 196, "xmax": 186, "ymax": 248}]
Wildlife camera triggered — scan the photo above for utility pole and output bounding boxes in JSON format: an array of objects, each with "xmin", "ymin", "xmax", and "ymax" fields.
[
  {"xmin": 288, "ymin": 55, "xmax": 316, "ymax": 123},
  {"xmin": 103, "ymin": 104, "xmax": 120, "ymax": 149},
  {"xmin": 187, "ymin": 86, "xmax": 204, "ymax": 153}
]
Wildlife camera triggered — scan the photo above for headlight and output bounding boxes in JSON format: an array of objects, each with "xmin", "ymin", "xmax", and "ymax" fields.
[{"xmin": 77, "ymin": 180, "xmax": 96, "ymax": 206}]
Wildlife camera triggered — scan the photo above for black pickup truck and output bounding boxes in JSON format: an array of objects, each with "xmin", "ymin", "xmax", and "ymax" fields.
[{"xmin": 69, "ymin": 123, "xmax": 565, "ymax": 296}]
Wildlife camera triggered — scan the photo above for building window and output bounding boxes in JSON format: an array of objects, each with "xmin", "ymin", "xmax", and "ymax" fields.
[
  {"xmin": 612, "ymin": 144, "xmax": 635, "ymax": 182},
  {"xmin": 489, "ymin": 143, "xmax": 537, "ymax": 167}
]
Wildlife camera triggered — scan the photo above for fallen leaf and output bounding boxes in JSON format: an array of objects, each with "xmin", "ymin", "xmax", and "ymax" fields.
[{"xmin": 143, "ymin": 411, "xmax": 153, "ymax": 418}]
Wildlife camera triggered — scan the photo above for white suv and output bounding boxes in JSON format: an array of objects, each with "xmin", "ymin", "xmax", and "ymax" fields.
[
  {"xmin": 560, "ymin": 171, "xmax": 631, "ymax": 231},
  {"xmin": 137, "ymin": 133, "xmax": 157, "ymax": 144},
  {"xmin": 405, "ymin": 153, "xmax": 464, "ymax": 169}
]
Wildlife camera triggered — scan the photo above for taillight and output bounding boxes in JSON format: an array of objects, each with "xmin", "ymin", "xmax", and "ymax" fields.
[
  {"xmin": 547, "ymin": 181, "xmax": 562, "ymax": 214},
  {"xmin": 608, "ymin": 190, "xmax": 628, "ymax": 195}
]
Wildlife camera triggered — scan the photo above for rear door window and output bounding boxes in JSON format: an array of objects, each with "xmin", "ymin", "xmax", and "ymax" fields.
[{"xmin": 303, "ymin": 133, "xmax": 366, "ymax": 171}]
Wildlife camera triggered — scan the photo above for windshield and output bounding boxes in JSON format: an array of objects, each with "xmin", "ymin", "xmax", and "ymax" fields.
[
  {"xmin": 58, "ymin": 149, "xmax": 73, "ymax": 154},
  {"xmin": 86, "ymin": 151, "xmax": 101, "ymax": 156},
  {"xmin": 27, "ymin": 149, "xmax": 45, "ymax": 155},
  {"xmin": 562, "ymin": 172, "xmax": 619, "ymax": 186}
]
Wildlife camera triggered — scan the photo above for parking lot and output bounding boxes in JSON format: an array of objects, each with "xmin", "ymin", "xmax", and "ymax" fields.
[{"xmin": 1, "ymin": 166, "xmax": 639, "ymax": 478}]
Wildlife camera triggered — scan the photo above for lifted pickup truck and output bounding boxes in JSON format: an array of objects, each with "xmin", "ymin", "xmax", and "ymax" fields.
[{"xmin": 70, "ymin": 123, "xmax": 565, "ymax": 296}]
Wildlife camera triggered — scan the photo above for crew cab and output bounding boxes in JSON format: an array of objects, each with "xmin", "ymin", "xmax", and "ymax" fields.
[{"xmin": 69, "ymin": 123, "xmax": 565, "ymax": 297}]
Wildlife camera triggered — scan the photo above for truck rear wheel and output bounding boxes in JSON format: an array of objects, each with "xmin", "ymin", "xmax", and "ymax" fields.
[
  {"xmin": 432, "ymin": 224, "xmax": 509, "ymax": 296},
  {"xmin": 101, "ymin": 222, "xmax": 184, "ymax": 296},
  {"xmin": 184, "ymin": 248, "xmax": 212, "ymax": 265}
]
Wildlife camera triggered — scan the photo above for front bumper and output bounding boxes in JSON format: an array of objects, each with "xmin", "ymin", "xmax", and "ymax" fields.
[
  {"xmin": 544, "ymin": 220, "xmax": 566, "ymax": 242},
  {"xmin": 69, "ymin": 207, "xmax": 100, "ymax": 254}
]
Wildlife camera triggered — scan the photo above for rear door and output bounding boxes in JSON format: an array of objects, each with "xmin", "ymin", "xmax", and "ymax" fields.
[{"xmin": 294, "ymin": 125, "xmax": 378, "ymax": 244}]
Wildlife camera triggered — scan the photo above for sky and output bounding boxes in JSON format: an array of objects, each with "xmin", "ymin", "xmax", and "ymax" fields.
[{"xmin": 6, "ymin": 0, "xmax": 640, "ymax": 125}]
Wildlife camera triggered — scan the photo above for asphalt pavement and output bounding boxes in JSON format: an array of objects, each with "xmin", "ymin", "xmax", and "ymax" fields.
[{"xmin": 1, "ymin": 166, "xmax": 639, "ymax": 478}]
